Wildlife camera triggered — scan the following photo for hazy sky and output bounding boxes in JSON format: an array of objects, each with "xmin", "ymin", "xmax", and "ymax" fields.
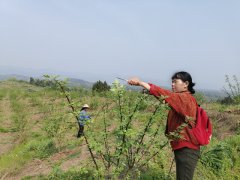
[{"xmin": 0, "ymin": 1, "xmax": 239, "ymax": 90}]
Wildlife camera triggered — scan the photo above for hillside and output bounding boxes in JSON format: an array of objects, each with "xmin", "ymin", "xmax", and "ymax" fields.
[
  {"xmin": 0, "ymin": 80, "xmax": 239, "ymax": 179},
  {"xmin": 0, "ymin": 74, "xmax": 93, "ymax": 89},
  {"xmin": 0, "ymin": 74, "xmax": 226, "ymax": 99},
  {"xmin": 0, "ymin": 74, "xmax": 30, "ymax": 81}
]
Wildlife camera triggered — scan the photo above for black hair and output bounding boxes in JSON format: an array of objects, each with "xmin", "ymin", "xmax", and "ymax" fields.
[{"xmin": 171, "ymin": 71, "xmax": 196, "ymax": 94}]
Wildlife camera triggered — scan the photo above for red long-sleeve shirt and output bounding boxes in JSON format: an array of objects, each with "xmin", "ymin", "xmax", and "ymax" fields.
[{"xmin": 149, "ymin": 83, "xmax": 200, "ymax": 151}]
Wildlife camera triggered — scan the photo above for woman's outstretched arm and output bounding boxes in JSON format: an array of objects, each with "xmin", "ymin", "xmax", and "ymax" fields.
[{"xmin": 127, "ymin": 77, "xmax": 150, "ymax": 90}]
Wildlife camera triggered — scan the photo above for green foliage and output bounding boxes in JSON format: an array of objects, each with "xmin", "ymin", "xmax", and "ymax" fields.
[
  {"xmin": 0, "ymin": 144, "xmax": 32, "ymax": 173},
  {"xmin": 84, "ymin": 80, "xmax": 170, "ymax": 178},
  {"xmin": 0, "ymin": 89, "xmax": 6, "ymax": 100},
  {"xmin": 25, "ymin": 138, "xmax": 57, "ymax": 159},
  {"xmin": 0, "ymin": 138, "xmax": 57, "ymax": 175},
  {"xmin": 42, "ymin": 110, "xmax": 72, "ymax": 149},
  {"xmin": 1, "ymin": 77, "xmax": 240, "ymax": 179},
  {"xmin": 219, "ymin": 96, "xmax": 233, "ymax": 105},
  {"xmin": 199, "ymin": 135, "xmax": 240, "ymax": 179},
  {"xmin": 43, "ymin": 116, "xmax": 65, "ymax": 138},
  {"xmin": 89, "ymin": 97, "xmax": 100, "ymax": 110},
  {"xmin": 44, "ymin": 76, "xmax": 171, "ymax": 178},
  {"xmin": 200, "ymin": 143, "xmax": 232, "ymax": 174},
  {"xmin": 45, "ymin": 166, "xmax": 97, "ymax": 180},
  {"xmin": 223, "ymin": 75, "xmax": 240, "ymax": 104},
  {"xmin": 194, "ymin": 92, "xmax": 206, "ymax": 104},
  {"xmin": 0, "ymin": 126, "xmax": 9, "ymax": 133},
  {"xmin": 92, "ymin": 80, "xmax": 110, "ymax": 93},
  {"xmin": 139, "ymin": 151, "xmax": 174, "ymax": 180},
  {"xmin": 29, "ymin": 77, "xmax": 57, "ymax": 88},
  {"xmin": 9, "ymin": 90, "xmax": 28, "ymax": 135},
  {"xmin": 7, "ymin": 77, "xmax": 17, "ymax": 81},
  {"xmin": 140, "ymin": 170, "xmax": 172, "ymax": 180}
]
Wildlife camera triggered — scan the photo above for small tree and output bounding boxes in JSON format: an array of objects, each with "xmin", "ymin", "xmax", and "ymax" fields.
[
  {"xmin": 92, "ymin": 80, "xmax": 110, "ymax": 93},
  {"xmin": 223, "ymin": 75, "xmax": 240, "ymax": 104},
  {"xmin": 30, "ymin": 77, "xmax": 35, "ymax": 84},
  {"xmin": 44, "ymin": 76, "xmax": 173, "ymax": 178}
]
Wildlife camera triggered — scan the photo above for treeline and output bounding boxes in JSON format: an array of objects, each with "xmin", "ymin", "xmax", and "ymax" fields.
[
  {"xmin": 30, "ymin": 75, "xmax": 239, "ymax": 104},
  {"xmin": 29, "ymin": 77, "xmax": 57, "ymax": 88},
  {"xmin": 30, "ymin": 77, "xmax": 111, "ymax": 93}
]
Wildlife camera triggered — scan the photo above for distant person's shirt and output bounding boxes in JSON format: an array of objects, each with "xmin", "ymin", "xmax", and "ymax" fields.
[{"xmin": 78, "ymin": 110, "xmax": 91, "ymax": 125}]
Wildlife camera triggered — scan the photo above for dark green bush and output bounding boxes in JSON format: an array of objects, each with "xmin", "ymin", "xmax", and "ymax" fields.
[{"xmin": 92, "ymin": 80, "xmax": 110, "ymax": 93}]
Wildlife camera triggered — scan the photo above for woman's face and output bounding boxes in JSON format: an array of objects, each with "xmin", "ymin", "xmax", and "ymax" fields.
[{"xmin": 172, "ymin": 78, "xmax": 189, "ymax": 93}]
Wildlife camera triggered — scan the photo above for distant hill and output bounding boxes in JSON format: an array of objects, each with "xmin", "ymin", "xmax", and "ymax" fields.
[
  {"xmin": 0, "ymin": 74, "xmax": 93, "ymax": 89},
  {"xmin": 0, "ymin": 74, "xmax": 29, "ymax": 81},
  {"xmin": 0, "ymin": 74, "xmax": 226, "ymax": 99},
  {"xmin": 67, "ymin": 78, "xmax": 93, "ymax": 88},
  {"xmin": 198, "ymin": 89, "xmax": 226, "ymax": 100}
]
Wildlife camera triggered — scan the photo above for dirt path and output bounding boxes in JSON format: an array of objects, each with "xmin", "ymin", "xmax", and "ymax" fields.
[{"xmin": 206, "ymin": 108, "xmax": 240, "ymax": 140}]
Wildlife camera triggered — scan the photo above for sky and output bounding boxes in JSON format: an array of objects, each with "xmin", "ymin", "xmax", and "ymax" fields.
[{"xmin": 0, "ymin": 0, "xmax": 239, "ymax": 90}]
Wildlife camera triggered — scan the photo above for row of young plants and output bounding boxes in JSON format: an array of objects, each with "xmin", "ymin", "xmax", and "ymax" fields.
[
  {"xmin": 0, "ymin": 83, "xmax": 59, "ymax": 176},
  {"xmin": 0, "ymin": 81, "xmax": 79, "ymax": 177}
]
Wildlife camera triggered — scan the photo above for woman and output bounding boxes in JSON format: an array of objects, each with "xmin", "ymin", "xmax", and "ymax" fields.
[
  {"xmin": 77, "ymin": 104, "xmax": 91, "ymax": 138},
  {"xmin": 128, "ymin": 71, "xmax": 200, "ymax": 180}
]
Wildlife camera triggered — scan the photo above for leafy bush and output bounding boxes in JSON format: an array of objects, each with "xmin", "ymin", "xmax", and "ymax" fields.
[
  {"xmin": 199, "ymin": 135, "xmax": 240, "ymax": 179},
  {"xmin": 44, "ymin": 76, "xmax": 171, "ymax": 179},
  {"xmin": 25, "ymin": 138, "xmax": 57, "ymax": 159},
  {"xmin": 219, "ymin": 96, "xmax": 234, "ymax": 104}
]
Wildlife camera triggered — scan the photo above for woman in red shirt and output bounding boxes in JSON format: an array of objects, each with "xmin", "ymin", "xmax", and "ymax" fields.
[{"xmin": 128, "ymin": 71, "xmax": 199, "ymax": 180}]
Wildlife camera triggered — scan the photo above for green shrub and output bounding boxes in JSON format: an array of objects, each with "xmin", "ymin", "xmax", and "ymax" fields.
[
  {"xmin": 89, "ymin": 98, "xmax": 100, "ymax": 110},
  {"xmin": 199, "ymin": 135, "xmax": 240, "ymax": 178},
  {"xmin": 0, "ymin": 126, "xmax": 10, "ymax": 133},
  {"xmin": 47, "ymin": 167, "xmax": 96, "ymax": 180},
  {"xmin": 92, "ymin": 80, "xmax": 110, "ymax": 93},
  {"xmin": 25, "ymin": 138, "xmax": 57, "ymax": 159},
  {"xmin": 140, "ymin": 170, "xmax": 172, "ymax": 180},
  {"xmin": 194, "ymin": 92, "xmax": 206, "ymax": 104}
]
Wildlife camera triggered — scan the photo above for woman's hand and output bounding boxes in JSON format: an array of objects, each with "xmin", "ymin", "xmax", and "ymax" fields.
[
  {"xmin": 128, "ymin": 77, "xmax": 151, "ymax": 90},
  {"xmin": 127, "ymin": 77, "xmax": 141, "ymax": 86}
]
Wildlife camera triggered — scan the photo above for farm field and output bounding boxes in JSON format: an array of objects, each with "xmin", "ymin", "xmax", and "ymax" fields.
[{"xmin": 0, "ymin": 79, "xmax": 239, "ymax": 179}]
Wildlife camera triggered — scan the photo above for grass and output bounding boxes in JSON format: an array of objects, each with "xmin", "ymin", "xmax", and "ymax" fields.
[
  {"xmin": 0, "ymin": 126, "xmax": 15, "ymax": 133},
  {"xmin": 0, "ymin": 137, "xmax": 57, "ymax": 175},
  {"xmin": 0, "ymin": 143, "xmax": 33, "ymax": 174}
]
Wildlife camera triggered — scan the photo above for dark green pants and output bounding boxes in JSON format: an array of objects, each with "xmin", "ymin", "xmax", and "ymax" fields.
[{"xmin": 174, "ymin": 147, "xmax": 200, "ymax": 180}]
